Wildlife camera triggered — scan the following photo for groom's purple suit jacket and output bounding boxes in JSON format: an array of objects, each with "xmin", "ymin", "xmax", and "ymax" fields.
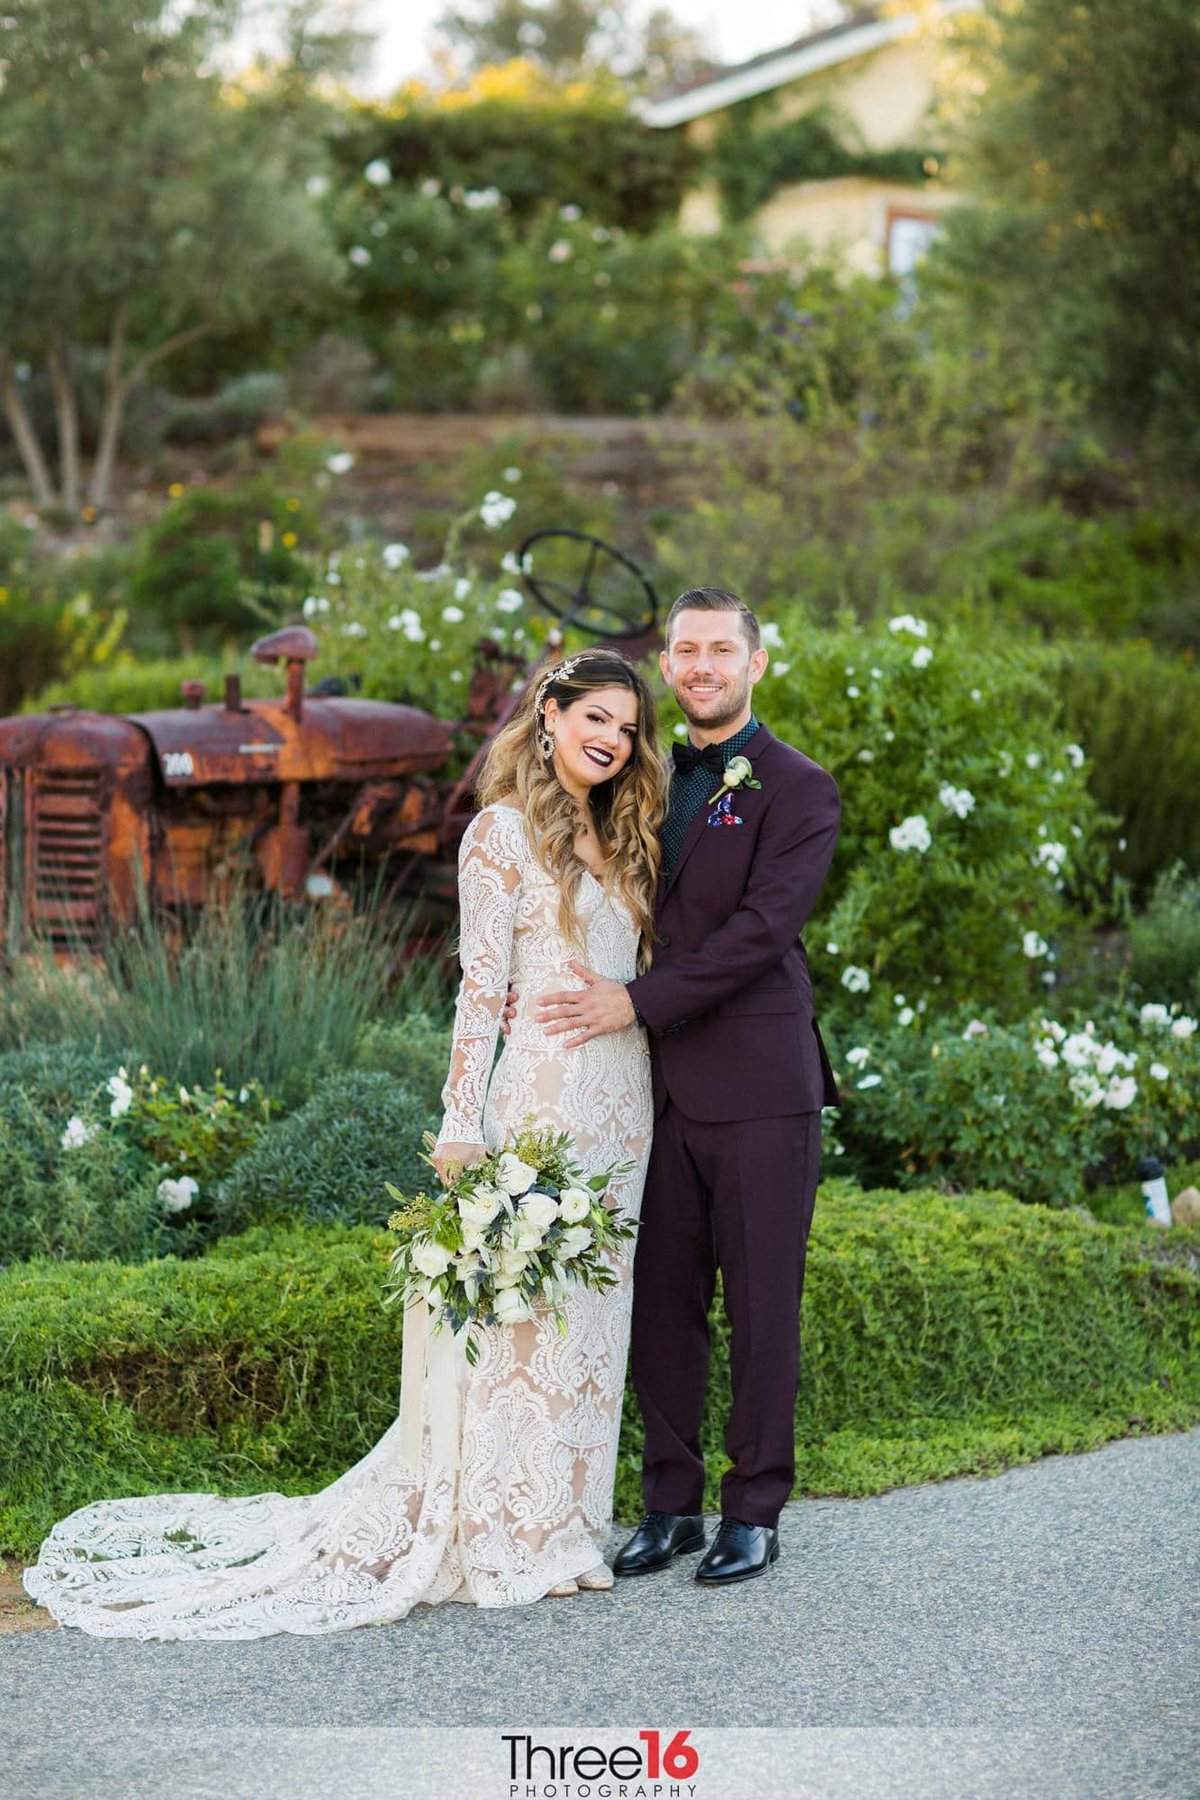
[{"xmin": 626, "ymin": 723, "xmax": 841, "ymax": 1123}]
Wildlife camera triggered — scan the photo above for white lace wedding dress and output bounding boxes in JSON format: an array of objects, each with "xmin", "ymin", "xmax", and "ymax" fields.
[{"xmin": 22, "ymin": 804, "xmax": 652, "ymax": 1640}]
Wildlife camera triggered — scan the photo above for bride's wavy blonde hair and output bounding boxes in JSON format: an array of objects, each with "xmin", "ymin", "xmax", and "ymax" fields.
[{"xmin": 475, "ymin": 648, "xmax": 667, "ymax": 972}]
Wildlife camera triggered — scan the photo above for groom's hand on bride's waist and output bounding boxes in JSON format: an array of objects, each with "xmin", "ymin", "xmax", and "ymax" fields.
[{"xmin": 536, "ymin": 961, "xmax": 636, "ymax": 1046}]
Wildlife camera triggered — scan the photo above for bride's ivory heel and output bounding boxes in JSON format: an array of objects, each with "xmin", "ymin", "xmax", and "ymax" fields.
[
  {"xmin": 577, "ymin": 1565, "xmax": 614, "ymax": 1591},
  {"xmin": 544, "ymin": 1577, "xmax": 579, "ymax": 1597}
]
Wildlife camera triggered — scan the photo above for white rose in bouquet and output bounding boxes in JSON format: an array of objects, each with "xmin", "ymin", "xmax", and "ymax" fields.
[
  {"xmin": 459, "ymin": 1184, "xmax": 503, "ymax": 1228},
  {"xmin": 505, "ymin": 1195, "xmax": 556, "ymax": 1250},
  {"xmin": 558, "ymin": 1224, "xmax": 593, "ymax": 1259},
  {"xmin": 494, "ymin": 1287, "xmax": 534, "ymax": 1324},
  {"xmin": 497, "ymin": 1151, "xmax": 538, "ymax": 1195},
  {"xmin": 519, "ymin": 1191, "xmax": 560, "ymax": 1235},
  {"xmin": 494, "ymin": 1248, "xmax": 529, "ymax": 1285},
  {"xmin": 558, "ymin": 1186, "xmax": 593, "ymax": 1224},
  {"xmin": 411, "ymin": 1238, "xmax": 454, "ymax": 1279}
]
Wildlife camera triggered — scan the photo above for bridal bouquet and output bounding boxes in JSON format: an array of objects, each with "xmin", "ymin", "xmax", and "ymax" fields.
[{"xmin": 382, "ymin": 1122, "xmax": 636, "ymax": 1363}]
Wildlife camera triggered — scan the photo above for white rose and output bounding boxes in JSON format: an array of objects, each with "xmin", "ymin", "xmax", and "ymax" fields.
[
  {"xmin": 558, "ymin": 1224, "xmax": 593, "ymax": 1261},
  {"xmin": 156, "ymin": 1175, "xmax": 199, "ymax": 1213},
  {"xmin": 459, "ymin": 1185, "xmax": 503, "ymax": 1228},
  {"xmin": 889, "ymin": 815, "xmax": 932, "ymax": 854},
  {"xmin": 1171, "ymin": 1016, "xmax": 1197, "ymax": 1039},
  {"xmin": 1149, "ymin": 1062, "xmax": 1170, "ymax": 1081},
  {"xmin": 494, "ymin": 1247, "xmax": 529, "ymax": 1284},
  {"xmin": 494, "ymin": 1286, "xmax": 533, "ymax": 1324},
  {"xmin": 558, "ymin": 1186, "xmax": 592, "ymax": 1224},
  {"xmin": 107, "ymin": 1075, "xmax": 133, "ymax": 1118},
  {"xmin": 1102, "ymin": 1076, "xmax": 1137, "ymax": 1111},
  {"xmin": 1139, "ymin": 1003, "xmax": 1171, "ymax": 1030},
  {"xmin": 60, "ymin": 1115, "xmax": 95, "ymax": 1150},
  {"xmin": 497, "ymin": 1151, "xmax": 538, "ymax": 1196},
  {"xmin": 723, "ymin": 755, "xmax": 753, "ymax": 789},
  {"xmin": 479, "ymin": 491, "xmax": 517, "ymax": 530},
  {"xmin": 938, "ymin": 784, "xmax": 975, "ymax": 819},
  {"xmin": 518, "ymin": 1191, "xmax": 560, "ymax": 1237},
  {"xmin": 510, "ymin": 1215, "xmax": 546, "ymax": 1252},
  {"xmin": 411, "ymin": 1238, "xmax": 454, "ymax": 1279}
]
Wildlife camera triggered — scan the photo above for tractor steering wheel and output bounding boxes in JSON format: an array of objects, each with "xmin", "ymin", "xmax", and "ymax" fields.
[{"xmin": 516, "ymin": 529, "xmax": 658, "ymax": 642}]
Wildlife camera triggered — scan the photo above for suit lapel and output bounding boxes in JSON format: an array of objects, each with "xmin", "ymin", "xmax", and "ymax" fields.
[{"xmin": 664, "ymin": 723, "xmax": 773, "ymax": 896}]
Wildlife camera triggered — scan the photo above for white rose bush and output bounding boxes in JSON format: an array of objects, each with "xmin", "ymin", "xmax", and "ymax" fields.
[
  {"xmin": 831, "ymin": 1001, "xmax": 1200, "ymax": 1206},
  {"xmin": 293, "ymin": 487, "xmax": 552, "ymax": 721},
  {"xmin": 382, "ymin": 1121, "xmax": 636, "ymax": 1363},
  {"xmin": 763, "ymin": 613, "xmax": 1112, "ymax": 1020}
]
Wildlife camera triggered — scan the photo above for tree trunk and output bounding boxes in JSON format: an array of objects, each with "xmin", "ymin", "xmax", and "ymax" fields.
[
  {"xmin": 0, "ymin": 352, "xmax": 57, "ymax": 510},
  {"xmin": 46, "ymin": 339, "xmax": 81, "ymax": 514},
  {"xmin": 87, "ymin": 303, "xmax": 129, "ymax": 513},
  {"xmin": 87, "ymin": 305, "xmax": 212, "ymax": 512}
]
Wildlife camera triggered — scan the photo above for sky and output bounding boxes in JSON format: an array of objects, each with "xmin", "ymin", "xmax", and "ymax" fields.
[{"xmin": 351, "ymin": 1, "xmax": 839, "ymax": 93}]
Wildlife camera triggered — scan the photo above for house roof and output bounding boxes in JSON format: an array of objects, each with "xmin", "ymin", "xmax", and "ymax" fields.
[{"xmin": 639, "ymin": 1, "xmax": 978, "ymax": 130}]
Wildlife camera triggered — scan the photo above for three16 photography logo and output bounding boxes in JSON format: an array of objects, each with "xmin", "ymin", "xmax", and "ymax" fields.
[{"xmin": 501, "ymin": 1729, "xmax": 701, "ymax": 1798}]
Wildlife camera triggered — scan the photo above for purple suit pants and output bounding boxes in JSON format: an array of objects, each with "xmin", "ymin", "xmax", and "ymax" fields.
[{"xmin": 629, "ymin": 1101, "xmax": 822, "ymax": 1528}]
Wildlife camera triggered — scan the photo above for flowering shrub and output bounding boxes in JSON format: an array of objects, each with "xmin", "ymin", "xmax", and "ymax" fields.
[
  {"xmin": 111, "ymin": 1065, "xmax": 273, "ymax": 1193},
  {"xmin": 58, "ymin": 1064, "xmax": 274, "ymax": 1230},
  {"xmin": 294, "ymin": 487, "xmax": 552, "ymax": 718},
  {"xmin": 829, "ymin": 1001, "xmax": 1200, "ymax": 1206},
  {"xmin": 498, "ymin": 214, "xmax": 734, "ymax": 413},
  {"xmin": 759, "ymin": 611, "xmax": 1111, "ymax": 1017}
]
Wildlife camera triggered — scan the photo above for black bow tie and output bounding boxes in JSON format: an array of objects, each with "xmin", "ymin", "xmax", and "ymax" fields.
[{"xmin": 672, "ymin": 740, "xmax": 726, "ymax": 778}]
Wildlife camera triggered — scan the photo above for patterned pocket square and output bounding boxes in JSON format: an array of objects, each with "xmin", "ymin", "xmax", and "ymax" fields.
[{"xmin": 707, "ymin": 792, "xmax": 743, "ymax": 827}]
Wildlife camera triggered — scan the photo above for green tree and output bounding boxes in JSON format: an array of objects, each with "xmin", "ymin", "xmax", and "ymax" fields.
[
  {"xmin": 434, "ymin": 0, "xmax": 711, "ymax": 87},
  {"xmin": 931, "ymin": 0, "xmax": 1200, "ymax": 460},
  {"xmin": 0, "ymin": 0, "xmax": 343, "ymax": 514}
]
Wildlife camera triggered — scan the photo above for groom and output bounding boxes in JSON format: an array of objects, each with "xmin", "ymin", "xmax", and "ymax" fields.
[{"xmin": 536, "ymin": 587, "xmax": 841, "ymax": 1586}]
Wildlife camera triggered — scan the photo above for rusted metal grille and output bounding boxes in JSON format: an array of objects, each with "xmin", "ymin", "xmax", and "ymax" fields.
[
  {"xmin": 26, "ymin": 768, "xmax": 106, "ymax": 948},
  {"xmin": 0, "ymin": 770, "xmax": 8, "ymax": 953}
]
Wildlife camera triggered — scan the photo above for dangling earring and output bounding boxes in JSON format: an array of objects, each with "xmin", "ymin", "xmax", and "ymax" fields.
[{"xmin": 538, "ymin": 707, "xmax": 556, "ymax": 761}]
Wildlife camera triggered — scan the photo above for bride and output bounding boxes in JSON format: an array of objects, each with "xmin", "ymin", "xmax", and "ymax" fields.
[{"xmin": 22, "ymin": 648, "xmax": 667, "ymax": 1639}]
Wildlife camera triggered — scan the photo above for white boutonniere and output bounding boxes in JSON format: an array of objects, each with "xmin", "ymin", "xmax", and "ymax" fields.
[{"xmin": 708, "ymin": 754, "xmax": 762, "ymax": 806}]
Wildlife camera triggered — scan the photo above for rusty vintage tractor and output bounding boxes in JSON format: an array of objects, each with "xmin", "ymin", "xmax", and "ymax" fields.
[{"xmin": 0, "ymin": 531, "xmax": 659, "ymax": 955}]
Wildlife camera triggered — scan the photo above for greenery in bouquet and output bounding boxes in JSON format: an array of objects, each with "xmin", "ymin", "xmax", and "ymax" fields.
[{"xmin": 383, "ymin": 1123, "xmax": 636, "ymax": 1362}]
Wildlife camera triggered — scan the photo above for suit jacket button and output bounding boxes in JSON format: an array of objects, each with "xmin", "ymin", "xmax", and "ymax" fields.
[{"xmin": 659, "ymin": 935, "xmax": 671, "ymax": 947}]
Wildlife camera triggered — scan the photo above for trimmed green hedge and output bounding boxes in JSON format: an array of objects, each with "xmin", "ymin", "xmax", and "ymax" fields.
[{"xmin": 3, "ymin": 1186, "xmax": 1196, "ymax": 1560}]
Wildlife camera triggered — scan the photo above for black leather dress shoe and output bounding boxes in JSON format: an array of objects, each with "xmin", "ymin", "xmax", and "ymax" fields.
[
  {"xmin": 612, "ymin": 1510, "xmax": 706, "ymax": 1577},
  {"xmin": 693, "ymin": 1517, "xmax": 779, "ymax": 1585}
]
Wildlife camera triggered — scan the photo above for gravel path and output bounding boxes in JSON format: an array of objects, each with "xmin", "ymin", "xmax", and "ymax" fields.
[{"xmin": 3, "ymin": 1429, "xmax": 1196, "ymax": 1799}]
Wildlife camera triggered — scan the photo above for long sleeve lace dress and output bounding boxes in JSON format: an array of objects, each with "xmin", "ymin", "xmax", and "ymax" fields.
[{"xmin": 21, "ymin": 804, "xmax": 653, "ymax": 1639}]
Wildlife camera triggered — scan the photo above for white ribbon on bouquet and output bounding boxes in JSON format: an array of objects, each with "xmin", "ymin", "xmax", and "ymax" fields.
[{"xmin": 398, "ymin": 1294, "xmax": 461, "ymax": 1472}]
